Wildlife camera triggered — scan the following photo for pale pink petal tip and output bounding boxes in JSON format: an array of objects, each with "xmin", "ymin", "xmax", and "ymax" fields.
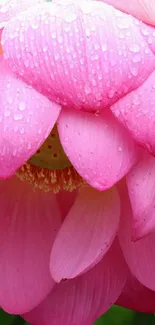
[{"xmin": 50, "ymin": 186, "xmax": 120, "ymax": 282}]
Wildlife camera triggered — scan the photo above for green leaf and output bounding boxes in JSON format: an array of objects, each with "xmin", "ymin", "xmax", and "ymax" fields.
[
  {"xmin": 94, "ymin": 306, "xmax": 155, "ymax": 325},
  {"xmin": 95, "ymin": 306, "xmax": 135, "ymax": 325}
]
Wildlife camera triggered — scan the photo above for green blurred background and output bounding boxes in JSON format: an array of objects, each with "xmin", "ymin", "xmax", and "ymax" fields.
[{"xmin": 1, "ymin": 306, "xmax": 155, "ymax": 325}]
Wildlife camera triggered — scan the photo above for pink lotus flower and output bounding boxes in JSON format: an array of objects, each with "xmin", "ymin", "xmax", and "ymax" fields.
[{"xmin": 1, "ymin": 0, "xmax": 155, "ymax": 324}]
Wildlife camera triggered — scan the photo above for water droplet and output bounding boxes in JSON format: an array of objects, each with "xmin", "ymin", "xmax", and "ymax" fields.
[
  {"xmin": 0, "ymin": 5, "xmax": 8, "ymax": 13},
  {"xmin": 58, "ymin": 36, "xmax": 63, "ymax": 44},
  {"xmin": 8, "ymin": 97, "xmax": 13, "ymax": 104},
  {"xmin": 118, "ymin": 32, "xmax": 125, "ymax": 39},
  {"xmin": 7, "ymin": 81, "xmax": 11, "ymax": 89},
  {"xmin": 19, "ymin": 101, "xmax": 26, "ymax": 111},
  {"xmin": 91, "ymin": 54, "xmax": 99, "ymax": 61},
  {"xmin": 114, "ymin": 109, "xmax": 120, "ymax": 118},
  {"xmin": 94, "ymin": 43, "xmax": 100, "ymax": 50},
  {"xmin": 117, "ymin": 19, "xmax": 130, "ymax": 29},
  {"xmin": 80, "ymin": 58, "xmax": 85, "ymax": 65},
  {"xmin": 20, "ymin": 128, "xmax": 25, "ymax": 134},
  {"xmin": 92, "ymin": 79, "xmax": 97, "ymax": 87},
  {"xmin": 43, "ymin": 46, "xmax": 48, "ymax": 52},
  {"xmin": 80, "ymin": 3, "xmax": 93, "ymax": 14},
  {"xmin": 4, "ymin": 110, "xmax": 10, "ymax": 117},
  {"xmin": 98, "ymin": 74, "xmax": 103, "ymax": 80},
  {"xmin": 27, "ymin": 142, "xmax": 32, "ymax": 150},
  {"xmin": 108, "ymin": 89, "xmax": 115, "ymax": 99},
  {"xmin": 95, "ymin": 110, "xmax": 100, "ymax": 117},
  {"xmin": 101, "ymin": 44, "xmax": 108, "ymax": 52},
  {"xmin": 129, "ymin": 44, "xmax": 140, "ymax": 53},
  {"xmin": 133, "ymin": 97, "xmax": 140, "ymax": 105},
  {"xmin": 86, "ymin": 28, "xmax": 91, "ymax": 37},
  {"xmin": 130, "ymin": 67, "xmax": 138, "ymax": 76},
  {"xmin": 51, "ymin": 32, "xmax": 56, "ymax": 39},
  {"xmin": 132, "ymin": 54, "xmax": 141, "ymax": 63},
  {"xmin": 84, "ymin": 84, "xmax": 91, "ymax": 94},
  {"xmin": 31, "ymin": 21, "xmax": 39, "ymax": 29},
  {"xmin": 13, "ymin": 112, "xmax": 23, "ymax": 120},
  {"xmin": 65, "ymin": 12, "xmax": 77, "ymax": 23},
  {"xmin": 118, "ymin": 146, "xmax": 122, "ymax": 152},
  {"xmin": 141, "ymin": 27, "xmax": 149, "ymax": 36}
]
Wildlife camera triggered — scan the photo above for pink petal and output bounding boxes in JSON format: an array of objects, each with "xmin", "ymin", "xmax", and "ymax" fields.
[
  {"xmin": 50, "ymin": 186, "xmax": 120, "ymax": 282},
  {"xmin": 56, "ymin": 190, "xmax": 77, "ymax": 221},
  {"xmin": 2, "ymin": 1, "xmax": 155, "ymax": 112},
  {"xmin": 117, "ymin": 273, "xmax": 155, "ymax": 313},
  {"xmin": 102, "ymin": 0, "xmax": 155, "ymax": 25},
  {"xmin": 23, "ymin": 240, "xmax": 128, "ymax": 325},
  {"xmin": 0, "ymin": 59, "xmax": 61, "ymax": 178},
  {"xmin": 58, "ymin": 108, "xmax": 137, "ymax": 191},
  {"xmin": 111, "ymin": 70, "xmax": 155, "ymax": 154},
  {"xmin": 0, "ymin": 0, "xmax": 45, "ymax": 28},
  {"xmin": 119, "ymin": 185, "xmax": 155, "ymax": 291},
  {"xmin": 0, "ymin": 176, "xmax": 61, "ymax": 314},
  {"xmin": 127, "ymin": 152, "xmax": 155, "ymax": 239}
]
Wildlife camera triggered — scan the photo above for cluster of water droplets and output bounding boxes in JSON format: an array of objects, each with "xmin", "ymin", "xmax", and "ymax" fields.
[{"xmin": 1, "ymin": 0, "xmax": 155, "ymax": 118}]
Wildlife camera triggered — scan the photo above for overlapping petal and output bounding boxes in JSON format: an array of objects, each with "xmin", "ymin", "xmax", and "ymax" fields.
[
  {"xmin": 2, "ymin": 0, "xmax": 155, "ymax": 112},
  {"xmin": 0, "ymin": 176, "xmax": 61, "ymax": 314},
  {"xmin": 102, "ymin": 0, "xmax": 155, "ymax": 25},
  {"xmin": 119, "ymin": 185, "xmax": 155, "ymax": 291},
  {"xmin": 117, "ymin": 273, "xmax": 155, "ymax": 313},
  {"xmin": 58, "ymin": 108, "xmax": 138, "ymax": 190},
  {"xmin": 111, "ymin": 71, "xmax": 155, "ymax": 154},
  {"xmin": 0, "ymin": 59, "xmax": 61, "ymax": 178},
  {"xmin": 50, "ymin": 186, "xmax": 120, "ymax": 282},
  {"xmin": 24, "ymin": 241, "xmax": 128, "ymax": 325},
  {"xmin": 127, "ymin": 153, "xmax": 155, "ymax": 239}
]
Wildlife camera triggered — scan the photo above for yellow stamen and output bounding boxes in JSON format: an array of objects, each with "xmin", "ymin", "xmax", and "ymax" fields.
[
  {"xmin": 16, "ymin": 125, "xmax": 85, "ymax": 193},
  {"xmin": 16, "ymin": 163, "xmax": 85, "ymax": 193}
]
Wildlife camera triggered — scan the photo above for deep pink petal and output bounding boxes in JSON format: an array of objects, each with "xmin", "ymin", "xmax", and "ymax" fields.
[
  {"xmin": 0, "ymin": 176, "xmax": 61, "ymax": 314},
  {"xmin": 0, "ymin": 0, "xmax": 45, "ymax": 28},
  {"xmin": 2, "ymin": 1, "xmax": 155, "ymax": 112},
  {"xmin": 50, "ymin": 186, "xmax": 120, "ymax": 282},
  {"xmin": 0, "ymin": 60, "xmax": 61, "ymax": 178},
  {"xmin": 23, "ymin": 240, "xmax": 128, "ymax": 325},
  {"xmin": 119, "ymin": 185, "xmax": 155, "ymax": 291},
  {"xmin": 111, "ymin": 70, "xmax": 155, "ymax": 154},
  {"xmin": 56, "ymin": 190, "xmax": 77, "ymax": 221},
  {"xmin": 58, "ymin": 108, "xmax": 137, "ymax": 191},
  {"xmin": 127, "ymin": 153, "xmax": 155, "ymax": 239},
  {"xmin": 117, "ymin": 273, "xmax": 155, "ymax": 313}
]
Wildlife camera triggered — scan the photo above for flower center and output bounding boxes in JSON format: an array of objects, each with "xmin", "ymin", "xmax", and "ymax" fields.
[{"xmin": 16, "ymin": 125, "xmax": 85, "ymax": 193}]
